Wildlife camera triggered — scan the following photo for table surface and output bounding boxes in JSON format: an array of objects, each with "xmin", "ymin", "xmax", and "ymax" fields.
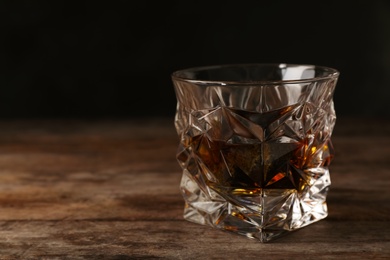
[{"xmin": 0, "ymin": 117, "xmax": 388, "ymax": 259}]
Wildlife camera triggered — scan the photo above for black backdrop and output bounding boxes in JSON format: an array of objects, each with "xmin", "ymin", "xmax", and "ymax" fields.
[{"xmin": 3, "ymin": 0, "xmax": 390, "ymax": 119}]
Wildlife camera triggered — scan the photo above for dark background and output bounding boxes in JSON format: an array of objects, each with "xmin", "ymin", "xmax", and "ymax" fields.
[{"xmin": 3, "ymin": 0, "xmax": 390, "ymax": 119}]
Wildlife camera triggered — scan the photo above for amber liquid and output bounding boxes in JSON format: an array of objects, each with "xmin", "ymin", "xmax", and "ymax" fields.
[
  {"xmin": 188, "ymin": 133, "xmax": 332, "ymax": 196},
  {"xmin": 188, "ymin": 135, "xmax": 307, "ymax": 193},
  {"xmin": 179, "ymin": 104, "xmax": 334, "ymax": 196}
]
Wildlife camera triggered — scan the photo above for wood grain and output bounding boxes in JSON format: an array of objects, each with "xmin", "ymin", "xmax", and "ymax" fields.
[{"xmin": 0, "ymin": 117, "xmax": 388, "ymax": 259}]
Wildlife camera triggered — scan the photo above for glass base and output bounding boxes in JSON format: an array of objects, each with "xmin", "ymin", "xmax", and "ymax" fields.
[{"xmin": 180, "ymin": 170, "xmax": 330, "ymax": 243}]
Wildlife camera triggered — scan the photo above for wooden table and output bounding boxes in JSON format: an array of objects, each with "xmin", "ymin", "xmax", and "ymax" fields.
[{"xmin": 0, "ymin": 118, "xmax": 388, "ymax": 259}]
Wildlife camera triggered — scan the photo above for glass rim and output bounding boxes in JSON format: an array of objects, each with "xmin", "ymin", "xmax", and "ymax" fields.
[{"xmin": 171, "ymin": 63, "xmax": 340, "ymax": 85}]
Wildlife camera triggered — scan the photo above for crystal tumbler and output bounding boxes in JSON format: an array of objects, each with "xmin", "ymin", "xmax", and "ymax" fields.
[{"xmin": 171, "ymin": 63, "xmax": 339, "ymax": 242}]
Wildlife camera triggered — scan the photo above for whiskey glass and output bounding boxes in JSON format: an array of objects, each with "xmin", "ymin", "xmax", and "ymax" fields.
[{"xmin": 172, "ymin": 63, "xmax": 339, "ymax": 242}]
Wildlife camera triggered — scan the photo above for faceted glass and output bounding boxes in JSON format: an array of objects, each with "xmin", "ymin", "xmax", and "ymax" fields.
[{"xmin": 171, "ymin": 64, "xmax": 339, "ymax": 242}]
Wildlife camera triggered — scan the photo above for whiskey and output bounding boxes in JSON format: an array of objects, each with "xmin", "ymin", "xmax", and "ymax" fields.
[
  {"xmin": 179, "ymin": 107, "xmax": 333, "ymax": 196},
  {"xmin": 187, "ymin": 135, "xmax": 306, "ymax": 193}
]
